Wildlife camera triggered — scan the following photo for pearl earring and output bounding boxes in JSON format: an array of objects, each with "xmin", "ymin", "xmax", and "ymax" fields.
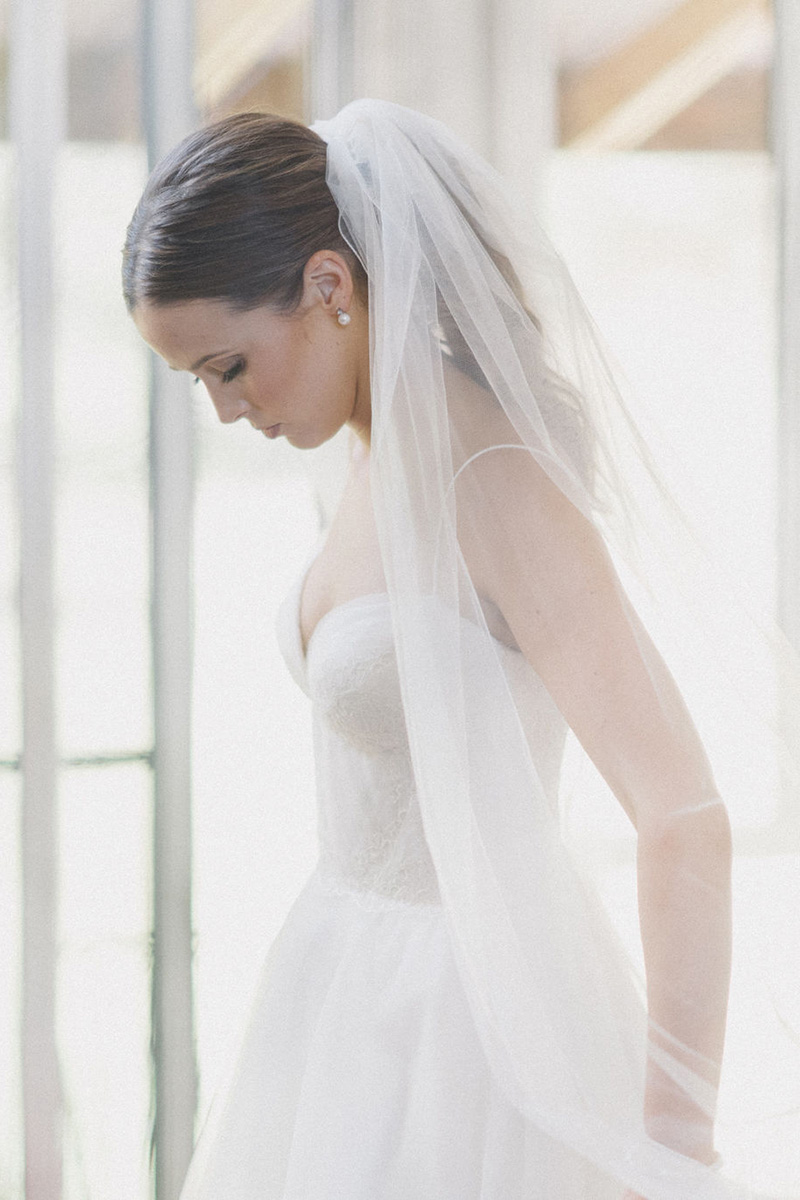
[{"xmin": 336, "ymin": 307, "xmax": 351, "ymax": 326}]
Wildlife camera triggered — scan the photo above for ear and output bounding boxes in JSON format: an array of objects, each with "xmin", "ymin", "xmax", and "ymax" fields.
[{"xmin": 301, "ymin": 250, "xmax": 354, "ymax": 314}]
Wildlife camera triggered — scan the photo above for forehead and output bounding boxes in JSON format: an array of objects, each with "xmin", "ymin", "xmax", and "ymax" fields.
[
  {"xmin": 132, "ymin": 299, "xmax": 277, "ymax": 368},
  {"xmin": 133, "ymin": 298, "xmax": 234, "ymax": 352}
]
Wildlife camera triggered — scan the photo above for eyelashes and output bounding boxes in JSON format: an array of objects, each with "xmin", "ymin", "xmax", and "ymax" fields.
[
  {"xmin": 221, "ymin": 360, "xmax": 244, "ymax": 384},
  {"xmin": 192, "ymin": 359, "xmax": 245, "ymax": 386}
]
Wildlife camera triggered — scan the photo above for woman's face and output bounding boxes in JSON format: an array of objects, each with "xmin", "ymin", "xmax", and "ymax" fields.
[{"xmin": 132, "ymin": 252, "xmax": 371, "ymax": 449}]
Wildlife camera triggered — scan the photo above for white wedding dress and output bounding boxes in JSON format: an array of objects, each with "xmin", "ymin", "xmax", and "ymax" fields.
[{"xmin": 177, "ymin": 536, "xmax": 629, "ymax": 1200}]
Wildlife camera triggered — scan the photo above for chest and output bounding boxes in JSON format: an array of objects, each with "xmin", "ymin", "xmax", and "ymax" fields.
[{"xmin": 298, "ymin": 456, "xmax": 387, "ymax": 655}]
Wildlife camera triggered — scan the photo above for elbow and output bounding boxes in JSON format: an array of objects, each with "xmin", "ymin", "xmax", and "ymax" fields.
[{"xmin": 638, "ymin": 798, "xmax": 733, "ymax": 877}]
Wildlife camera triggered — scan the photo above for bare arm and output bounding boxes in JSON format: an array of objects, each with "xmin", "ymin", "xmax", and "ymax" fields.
[{"xmin": 461, "ymin": 446, "xmax": 732, "ymax": 1162}]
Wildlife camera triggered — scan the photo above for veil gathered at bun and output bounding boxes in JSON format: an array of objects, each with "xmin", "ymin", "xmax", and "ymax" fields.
[{"xmin": 310, "ymin": 98, "xmax": 800, "ymax": 1199}]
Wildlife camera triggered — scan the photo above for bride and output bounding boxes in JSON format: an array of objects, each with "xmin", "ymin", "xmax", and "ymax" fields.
[{"xmin": 123, "ymin": 99, "xmax": 799, "ymax": 1199}]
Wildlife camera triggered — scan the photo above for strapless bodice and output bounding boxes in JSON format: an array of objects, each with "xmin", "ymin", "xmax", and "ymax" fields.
[{"xmin": 275, "ymin": 541, "xmax": 568, "ymax": 909}]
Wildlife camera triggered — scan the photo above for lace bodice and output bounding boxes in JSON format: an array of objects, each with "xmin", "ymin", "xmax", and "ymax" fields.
[{"xmin": 275, "ymin": 548, "xmax": 568, "ymax": 910}]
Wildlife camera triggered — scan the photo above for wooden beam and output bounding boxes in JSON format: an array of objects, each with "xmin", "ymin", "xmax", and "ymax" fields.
[
  {"xmin": 562, "ymin": 0, "xmax": 771, "ymax": 151},
  {"xmin": 194, "ymin": 0, "xmax": 308, "ymax": 112}
]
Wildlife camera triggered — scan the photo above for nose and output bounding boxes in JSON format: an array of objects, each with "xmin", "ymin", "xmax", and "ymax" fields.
[{"xmin": 211, "ymin": 392, "xmax": 250, "ymax": 425}]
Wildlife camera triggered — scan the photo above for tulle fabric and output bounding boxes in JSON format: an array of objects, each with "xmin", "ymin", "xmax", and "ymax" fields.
[
  {"xmin": 178, "ymin": 869, "xmax": 619, "ymax": 1200},
  {"xmin": 303, "ymin": 99, "xmax": 800, "ymax": 1198}
]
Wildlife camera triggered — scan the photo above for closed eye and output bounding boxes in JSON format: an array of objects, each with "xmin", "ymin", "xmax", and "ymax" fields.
[{"xmin": 221, "ymin": 360, "xmax": 245, "ymax": 384}]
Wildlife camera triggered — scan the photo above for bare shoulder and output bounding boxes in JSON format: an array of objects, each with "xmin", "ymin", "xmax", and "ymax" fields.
[
  {"xmin": 436, "ymin": 364, "xmax": 592, "ymax": 598},
  {"xmin": 442, "ymin": 355, "xmax": 521, "ymax": 472}
]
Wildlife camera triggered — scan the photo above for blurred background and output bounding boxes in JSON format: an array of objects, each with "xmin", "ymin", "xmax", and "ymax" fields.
[{"xmin": 1, "ymin": 0, "xmax": 797, "ymax": 1197}]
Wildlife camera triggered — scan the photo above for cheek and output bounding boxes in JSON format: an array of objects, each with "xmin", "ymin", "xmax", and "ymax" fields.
[
  {"xmin": 250, "ymin": 351, "xmax": 298, "ymax": 407},
  {"xmin": 257, "ymin": 322, "xmax": 348, "ymax": 417},
  {"xmin": 292, "ymin": 344, "xmax": 342, "ymax": 409},
  {"xmin": 314, "ymin": 334, "xmax": 354, "ymax": 404}
]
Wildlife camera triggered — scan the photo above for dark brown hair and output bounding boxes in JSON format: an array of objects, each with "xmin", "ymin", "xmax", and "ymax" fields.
[{"xmin": 121, "ymin": 111, "xmax": 368, "ymax": 314}]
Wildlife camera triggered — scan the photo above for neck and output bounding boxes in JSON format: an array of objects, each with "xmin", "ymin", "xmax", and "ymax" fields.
[{"xmin": 346, "ymin": 301, "xmax": 372, "ymax": 449}]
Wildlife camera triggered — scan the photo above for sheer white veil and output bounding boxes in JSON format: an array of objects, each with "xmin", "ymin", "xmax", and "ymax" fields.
[{"xmin": 309, "ymin": 98, "xmax": 800, "ymax": 1199}]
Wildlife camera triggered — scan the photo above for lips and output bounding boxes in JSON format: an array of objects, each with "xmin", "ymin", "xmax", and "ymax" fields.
[{"xmin": 262, "ymin": 424, "xmax": 282, "ymax": 438}]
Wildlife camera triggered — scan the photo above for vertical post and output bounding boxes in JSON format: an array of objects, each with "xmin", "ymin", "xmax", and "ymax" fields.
[
  {"xmin": 9, "ymin": 0, "xmax": 66, "ymax": 1195},
  {"xmin": 489, "ymin": 0, "xmax": 556, "ymax": 215},
  {"xmin": 307, "ymin": 0, "xmax": 359, "ymax": 513},
  {"xmin": 349, "ymin": 0, "xmax": 555, "ymax": 201},
  {"xmin": 310, "ymin": 0, "xmax": 355, "ymax": 120},
  {"xmin": 771, "ymin": 0, "xmax": 800, "ymax": 842},
  {"xmin": 140, "ymin": 1, "xmax": 198, "ymax": 1196},
  {"xmin": 351, "ymin": 0, "xmax": 493, "ymax": 155},
  {"xmin": 773, "ymin": 0, "xmax": 800, "ymax": 652}
]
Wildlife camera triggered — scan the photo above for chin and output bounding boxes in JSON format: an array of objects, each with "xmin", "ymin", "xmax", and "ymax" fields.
[
  {"xmin": 283, "ymin": 431, "xmax": 317, "ymax": 450},
  {"xmin": 292, "ymin": 426, "xmax": 338, "ymax": 451}
]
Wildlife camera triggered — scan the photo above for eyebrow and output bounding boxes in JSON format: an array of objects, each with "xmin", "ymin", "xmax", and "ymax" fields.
[
  {"xmin": 168, "ymin": 350, "xmax": 232, "ymax": 373},
  {"xmin": 192, "ymin": 350, "xmax": 232, "ymax": 371}
]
